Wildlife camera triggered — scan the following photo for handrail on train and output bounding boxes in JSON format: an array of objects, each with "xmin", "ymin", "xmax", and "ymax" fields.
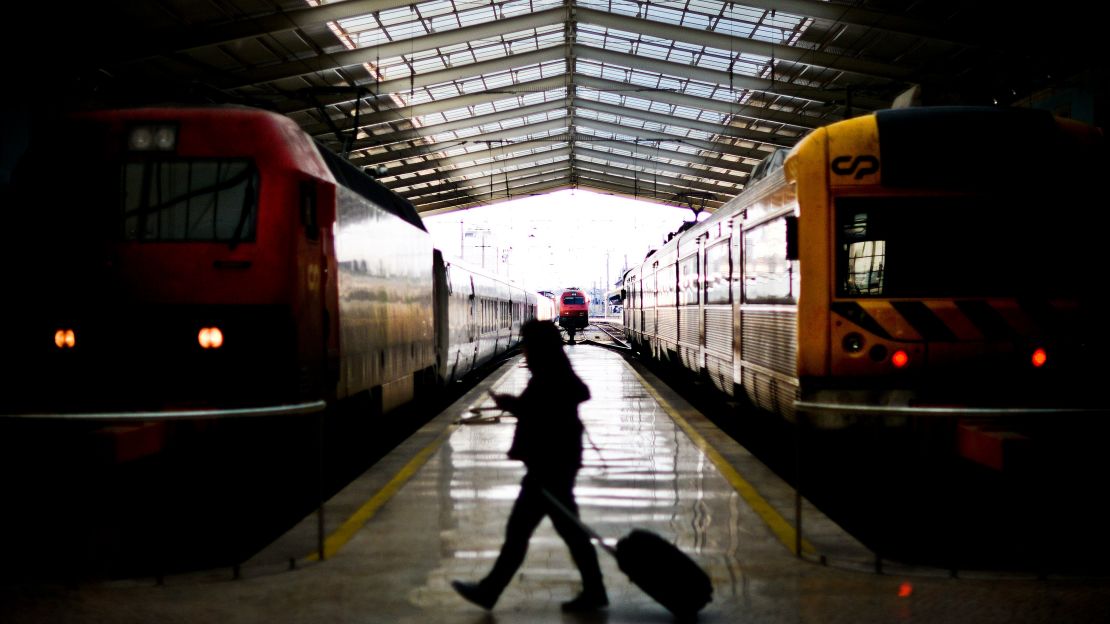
[{"xmin": 2, "ymin": 400, "xmax": 328, "ymax": 422}]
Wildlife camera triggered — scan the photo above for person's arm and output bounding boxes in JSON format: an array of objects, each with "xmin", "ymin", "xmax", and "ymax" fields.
[{"xmin": 490, "ymin": 391, "xmax": 525, "ymax": 415}]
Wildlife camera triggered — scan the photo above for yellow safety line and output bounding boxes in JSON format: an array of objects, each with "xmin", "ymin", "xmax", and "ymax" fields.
[
  {"xmin": 626, "ymin": 364, "xmax": 816, "ymax": 557},
  {"xmin": 306, "ymin": 359, "xmax": 812, "ymax": 563},
  {"xmin": 305, "ymin": 424, "xmax": 458, "ymax": 562}
]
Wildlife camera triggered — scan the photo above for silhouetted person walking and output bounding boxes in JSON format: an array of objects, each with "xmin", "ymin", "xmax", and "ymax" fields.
[{"xmin": 452, "ymin": 319, "xmax": 607, "ymax": 612}]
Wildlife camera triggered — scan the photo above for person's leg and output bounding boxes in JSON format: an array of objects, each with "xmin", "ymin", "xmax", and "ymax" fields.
[
  {"xmin": 453, "ymin": 474, "xmax": 545, "ymax": 609},
  {"xmin": 544, "ymin": 477, "xmax": 607, "ymax": 611},
  {"xmin": 483, "ymin": 476, "xmax": 546, "ymax": 591}
]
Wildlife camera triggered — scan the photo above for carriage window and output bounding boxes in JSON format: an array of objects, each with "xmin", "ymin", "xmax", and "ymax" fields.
[
  {"xmin": 704, "ymin": 241, "xmax": 731, "ymax": 304},
  {"xmin": 658, "ymin": 264, "xmax": 677, "ymax": 307},
  {"xmin": 743, "ymin": 218, "xmax": 797, "ymax": 304},
  {"xmin": 121, "ymin": 159, "xmax": 259, "ymax": 242}
]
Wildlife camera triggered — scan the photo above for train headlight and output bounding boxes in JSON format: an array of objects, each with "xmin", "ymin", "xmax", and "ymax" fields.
[
  {"xmin": 198, "ymin": 326, "xmax": 224, "ymax": 349},
  {"xmin": 891, "ymin": 350, "xmax": 909, "ymax": 368},
  {"xmin": 54, "ymin": 328, "xmax": 76, "ymax": 349},
  {"xmin": 128, "ymin": 124, "xmax": 178, "ymax": 151},
  {"xmin": 842, "ymin": 332, "xmax": 865, "ymax": 353},
  {"xmin": 1031, "ymin": 348, "xmax": 1047, "ymax": 368},
  {"xmin": 869, "ymin": 344, "xmax": 888, "ymax": 362}
]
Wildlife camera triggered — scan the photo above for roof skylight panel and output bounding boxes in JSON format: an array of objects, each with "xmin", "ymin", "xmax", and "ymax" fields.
[
  {"xmin": 578, "ymin": 145, "xmax": 632, "ymax": 161},
  {"xmin": 479, "ymin": 71, "xmax": 516, "ymax": 91},
  {"xmin": 421, "ymin": 112, "xmax": 450, "ymax": 126},
  {"xmin": 580, "ymin": 0, "xmax": 639, "ymax": 18},
  {"xmin": 534, "ymin": 31, "xmax": 564, "ymax": 48},
  {"xmin": 334, "ymin": 14, "xmax": 376, "ymax": 33},
  {"xmin": 576, "ymin": 109, "xmax": 618, "ymax": 125},
  {"xmin": 454, "ymin": 6, "xmax": 498, "ymax": 28},
  {"xmin": 597, "ymin": 91, "xmax": 623, "ymax": 106},
  {"xmin": 522, "ymin": 126, "xmax": 568, "ymax": 141},
  {"xmin": 647, "ymin": 100, "xmax": 676, "ymax": 116},
  {"xmin": 577, "ymin": 30, "xmax": 608, "ymax": 48},
  {"xmin": 382, "ymin": 20, "xmax": 428, "ymax": 41},
  {"xmin": 360, "ymin": 6, "xmax": 409, "ymax": 28},
  {"xmin": 440, "ymin": 144, "xmax": 474, "ymax": 158},
  {"xmin": 472, "ymin": 42, "xmax": 513, "ymax": 63},
  {"xmin": 600, "ymin": 64, "xmax": 633, "ymax": 83},
  {"xmin": 671, "ymin": 105, "xmax": 705, "ymax": 120},
  {"xmin": 516, "ymin": 65, "xmax": 543, "ymax": 82},
  {"xmin": 669, "ymin": 125, "xmax": 710, "ymax": 141},
  {"xmin": 407, "ymin": 55, "xmax": 449, "ymax": 74},
  {"xmin": 667, "ymin": 141, "xmax": 701, "ymax": 156},
  {"xmin": 443, "ymin": 107, "xmax": 473, "ymax": 122},
  {"xmin": 469, "ymin": 101, "xmax": 496, "ymax": 116},
  {"xmin": 420, "ymin": 82, "xmax": 459, "ymax": 100},
  {"xmin": 694, "ymin": 109, "xmax": 729, "ymax": 124},
  {"xmin": 412, "ymin": 0, "xmax": 454, "ymax": 16},
  {"xmin": 615, "ymin": 95, "xmax": 652, "ymax": 111},
  {"xmin": 642, "ymin": 4, "xmax": 688, "ymax": 27},
  {"xmin": 519, "ymin": 89, "xmax": 564, "ymax": 106},
  {"xmin": 682, "ymin": 80, "xmax": 716, "ymax": 98},
  {"xmin": 429, "ymin": 127, "xmax": 469, "ymax": 142}
]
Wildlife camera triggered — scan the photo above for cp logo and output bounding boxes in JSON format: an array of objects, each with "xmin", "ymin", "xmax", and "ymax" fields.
[
  {"xmin": 307, "ymin": 263, "xmax": 321, "ymax": 291},
  {"xmin": 831, "ymin": 155, "xmax": 879, "ymax": 179}
]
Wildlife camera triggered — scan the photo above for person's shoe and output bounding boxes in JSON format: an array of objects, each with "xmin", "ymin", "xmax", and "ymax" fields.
[
  {"xmin": 561, "ymin": 588, "xmax": 609, "ymax": 612},
  {"xmin": 451, "ymin": 580, "xmax": 498, "ymax": 610}
]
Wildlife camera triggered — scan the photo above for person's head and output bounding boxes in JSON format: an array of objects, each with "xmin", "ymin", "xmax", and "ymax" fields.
[{"xmin": 520, "ymin": 319, "xmax": 568, "ymax": 373}]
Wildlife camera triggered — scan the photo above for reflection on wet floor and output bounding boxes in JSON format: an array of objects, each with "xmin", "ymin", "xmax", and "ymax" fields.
[
  {"xmin": 5, "ymin": 343, "xmax": 1110, "ymax": 624},
  {"xmin": 439, "ymin": 346, "xmax": 730, "ymax": 613}
]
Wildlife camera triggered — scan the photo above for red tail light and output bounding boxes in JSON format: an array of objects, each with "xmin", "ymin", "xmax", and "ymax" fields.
[
  {"xmin": 891, "ymin": 350, "xmax": 909, "ymax": 368},
  {"xmin": 1031, "ymin": 348, "xmax": 1047, "ymax": 368}
]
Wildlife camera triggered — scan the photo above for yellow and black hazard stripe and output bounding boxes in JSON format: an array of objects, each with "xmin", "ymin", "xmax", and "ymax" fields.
[{"xmin": 830, "ymin": 299, "xmax": 1072, "ymax": 343}]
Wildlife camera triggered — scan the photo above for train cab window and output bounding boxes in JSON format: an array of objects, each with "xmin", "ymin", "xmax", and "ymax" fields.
[
  {"xmin": 743, "ymin": 217, "xmax": 797, "ymax": 304},
  {"xmin": 834, "ymin": 196, "xmax": 1087, "ymax": 298},
  {"xmin": 563, "ymin": 294, "xmax": 586, "ymax": 305},
  {"xmin": 121, "ymin": 159, "xmax": 259, "ymax": 243}
]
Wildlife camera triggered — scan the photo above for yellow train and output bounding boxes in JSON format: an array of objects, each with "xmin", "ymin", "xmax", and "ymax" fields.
[{"xmin": 622, "ymin": 106, "xmax": 1107, "ymax": 448}]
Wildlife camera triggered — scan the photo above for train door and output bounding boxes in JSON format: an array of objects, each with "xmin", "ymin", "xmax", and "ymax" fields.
[
  {"xmin": 468, "ymin": 276, "xmax": 479, "ymax": 368},
  {"xmin": 678, "ymin": 248, "xmax": 700, "ymax": 370},
  {"xmin": 703, "ymin": 226, "xmax": 734, "ymax": 395},
  {"xmin": 731, "ymin": 216, "xmax": 743, "ymax": 394},
  {"xmin": 297, "ymin": 179, "xmax": 334, "ymax": 402},
  {"xmin": 696, "ymin": 233, "xmax": 708, "ymax": 372}
]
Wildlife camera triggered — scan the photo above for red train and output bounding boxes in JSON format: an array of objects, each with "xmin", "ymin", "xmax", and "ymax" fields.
[
  {"xmin": 2, "ymin": 105, "xmax": 548, "ymax": 454},
  {"xmin": 555, "ymin": 288, "xmax": 590, "ymax": 340}
]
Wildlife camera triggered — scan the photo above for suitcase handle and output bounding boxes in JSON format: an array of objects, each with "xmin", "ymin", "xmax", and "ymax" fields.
[{"xmin": 541, "ymin": 488, "xmax": 618, "ymax": 556}]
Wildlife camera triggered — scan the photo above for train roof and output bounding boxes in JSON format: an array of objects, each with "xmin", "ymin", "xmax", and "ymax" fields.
[{"xmin": 314, "ymin": 140, "xmax": 427, "ymax": 233}]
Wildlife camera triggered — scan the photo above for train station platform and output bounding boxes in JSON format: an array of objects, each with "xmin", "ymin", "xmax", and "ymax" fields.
[{"xmin": 4, "ymin": 338, "xmax": 1110, "ymax": 623}]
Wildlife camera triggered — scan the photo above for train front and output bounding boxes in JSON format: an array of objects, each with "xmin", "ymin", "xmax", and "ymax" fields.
[
  {"xmin": 3, "ymin": 107, "xmax": 333, "ymax": 416},
  {"xmin": 556, "ymin": 289, "xmax": 590, "ymax": 331},
  {"xmin": 791, "ymin": 107, "xmax": 1110, "ymax": 439}
]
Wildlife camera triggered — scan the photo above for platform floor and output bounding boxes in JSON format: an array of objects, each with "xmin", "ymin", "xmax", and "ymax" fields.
[{"xmin": 4, "ymin": 343, "xmax": 1110, "ymax": 623}]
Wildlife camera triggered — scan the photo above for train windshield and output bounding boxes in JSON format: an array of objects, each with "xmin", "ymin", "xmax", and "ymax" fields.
[
  {"xmin": 563, "ymin": 295, "xmax": 586, "ymax": 305},
  {"xmin": 119, "ymin": 159, "xmax": 259, "ymax": 243},
  {"xmin": 835, "ymin": 195, "xmax": 1098, "ymax": 298},
  {"xmin": 10, "ymin": 119, "xmax": 259, "ymax": 244}
]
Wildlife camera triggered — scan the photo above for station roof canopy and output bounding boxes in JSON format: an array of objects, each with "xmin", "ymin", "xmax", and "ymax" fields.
[{"xmin": 20, "ymin": 0, "xmax": 1105, "ymax": 216}]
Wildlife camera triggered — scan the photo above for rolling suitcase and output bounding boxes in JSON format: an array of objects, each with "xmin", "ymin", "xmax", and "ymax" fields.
[{"xmin": 543, "ymin": 490, "xmax": 713, "ymax": 618}]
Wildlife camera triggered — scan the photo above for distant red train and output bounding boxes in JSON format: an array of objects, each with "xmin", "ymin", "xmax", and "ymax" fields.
[{"xmin": 555, "ymin": 288, "xmax": 589, "ymax": 339}]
